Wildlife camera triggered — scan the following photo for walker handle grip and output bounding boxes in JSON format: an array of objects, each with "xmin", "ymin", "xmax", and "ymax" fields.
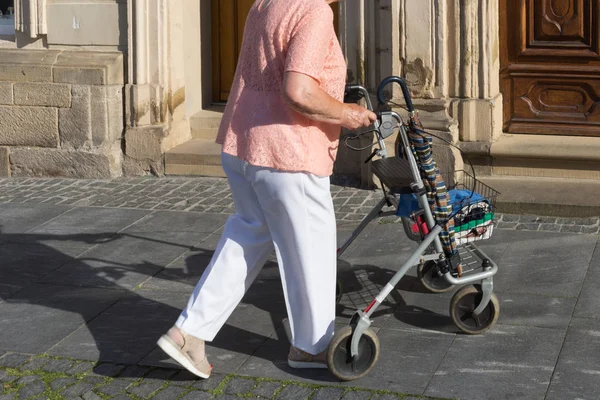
[{"xmin": 377, "ymin": 76, "xmax": 414, "ymax": 112}]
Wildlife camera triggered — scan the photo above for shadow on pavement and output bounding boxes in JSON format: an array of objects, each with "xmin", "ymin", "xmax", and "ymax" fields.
[{"xmin": 0, "ymin": 225, "xmax": 452, "ymax": 383}]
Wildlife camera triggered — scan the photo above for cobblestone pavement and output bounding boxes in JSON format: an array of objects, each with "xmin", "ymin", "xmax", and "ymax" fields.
[
  {"xmin": 0, "ymin": 353, "xmax": 445, "ymax": 400},
  {"xmin": 0, "ymin": 177, "xmax": 598, "ymax": 234}
]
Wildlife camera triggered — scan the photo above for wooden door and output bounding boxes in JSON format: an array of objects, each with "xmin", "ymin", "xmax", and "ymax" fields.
[
  {"xmin": 500, "ymin": 0, "xmax": 600, "ymax": 136},
  {"xmin": 212, "ymin": 0, "xmax": 254, "ymax": 103},
  {"xmin": 212, "ymin": 0, "xmax": 340, "ymax": 103}
]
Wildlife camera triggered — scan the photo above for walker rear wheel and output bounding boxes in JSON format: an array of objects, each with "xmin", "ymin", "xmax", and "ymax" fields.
[
  {"xmin": 418, "ymin": 261, "xmax": 455, "ymax": 293},
  {"xmin": 327, "ymin": 325, "xmax": 380, "ymax": 381},
  {"xmin": 450, "ymin": 284, "xmax": 499, "ymax": 335}
]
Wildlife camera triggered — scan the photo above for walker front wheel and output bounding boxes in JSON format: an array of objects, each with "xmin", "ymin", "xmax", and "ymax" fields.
[
  {"xmin": 327, "ymin": 325, "xmax": 380, "ymax": 381},
  {"xmin": 418, "ymin": 260, "xmax": 455, "ymax": 293},
  {"xmin": 450, "ymin": 284, "xmax": 499, "ymax": 334}
]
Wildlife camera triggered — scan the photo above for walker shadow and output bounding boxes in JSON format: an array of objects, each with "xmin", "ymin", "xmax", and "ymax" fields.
[
  {"xmin": 0, "ymin": 226, "xmax": 452, "ymax": 384},
  {"xmin": 334, "ymin": 259, "xmax": 453, "ymax": 332}
]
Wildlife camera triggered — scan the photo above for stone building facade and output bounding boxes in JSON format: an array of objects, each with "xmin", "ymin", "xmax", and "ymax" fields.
[{"xmin": 0, "ymin": 0, "xmax": 598, "ymax": 190}]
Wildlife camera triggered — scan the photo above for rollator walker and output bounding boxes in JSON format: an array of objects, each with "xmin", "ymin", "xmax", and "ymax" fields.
[{"xmin": 326, "ymin": 76, "xmax": 501, "ymax": 381}]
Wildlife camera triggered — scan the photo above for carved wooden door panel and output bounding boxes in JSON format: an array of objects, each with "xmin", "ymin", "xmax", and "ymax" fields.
[{"xmin": 500, "ymin": 0, "xmax": 600, "ymax": 136}]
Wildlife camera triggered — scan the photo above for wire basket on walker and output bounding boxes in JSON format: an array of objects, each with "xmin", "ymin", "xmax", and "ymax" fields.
[{"xmin": 327, "ymin": 76, "xmax": 501, "ymax": 381}]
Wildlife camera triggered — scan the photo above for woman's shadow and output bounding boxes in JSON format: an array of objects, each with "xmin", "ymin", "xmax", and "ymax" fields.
[{"xmin": 0, "ymin": 225, "xmax": 451, "ymax": 383}]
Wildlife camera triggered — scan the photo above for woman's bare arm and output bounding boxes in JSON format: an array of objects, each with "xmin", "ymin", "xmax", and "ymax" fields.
[{"xmin": 283, "ymin": 72, "xmax": 377, "ymax": 130}]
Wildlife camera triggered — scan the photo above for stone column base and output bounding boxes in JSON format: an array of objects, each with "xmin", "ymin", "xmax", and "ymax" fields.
[{"xmin": 123, "ymin": 126, "xmax": 167, "ymax": 176}]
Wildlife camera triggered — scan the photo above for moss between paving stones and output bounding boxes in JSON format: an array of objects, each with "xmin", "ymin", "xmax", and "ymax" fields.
[{"xmin": 0, "ymin": 354, "xmax": 456, "ymax": 400}]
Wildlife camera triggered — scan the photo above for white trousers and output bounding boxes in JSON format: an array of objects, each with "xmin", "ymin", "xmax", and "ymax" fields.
[{"xmin": 176, "ymin": 152, "xmax": 337, "ymax": 354}]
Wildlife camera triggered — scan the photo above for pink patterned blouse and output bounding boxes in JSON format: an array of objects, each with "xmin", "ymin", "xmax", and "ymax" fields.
[{"xmin": 216, "ymin": 0, "xmax": 347, "ymax": 177}]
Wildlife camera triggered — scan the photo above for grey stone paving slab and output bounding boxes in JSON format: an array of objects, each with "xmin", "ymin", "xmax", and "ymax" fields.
[
  {"xmin": 0, "ymin": 370, "xmax": 16, "ymax": 384},
  {"xmin": 311, "ymin": 387, "xmax": 345, "ymax": 400},
  {"xmin": 141, "ymin": 235, "xmax": 220, "ymax": 292},
  {"xmin": 109, "ymin": 395, "xmax": 135, "ymax": 400},
  {"xmin": 574, "ymin": 239, "xmax": 600, "ymax": 319},
  {"xmin": 82, "ymin": 392, "xmax": 103, "ymax": 400},
  {"xmin": 371, "ymin": 395, "xmax": 403, "ymax": 400},
  {"xmin": 0, "ymin": 284, "xmax": 22, "ymax": 302},
  {"xmin": 383, "ymin": 290, "xmax": 456, "ymax": 334},
  {"xmin": 387, "ymin": 289, "xmax": 577, "ymax": 332},
  {"xmin": 0, "ymin": 204, "xmax": 72, "ymax": 234},
  {"xmin": 123, "ymin": 211, "xmax": 228, "ymax": 235},
  {"xmin": 275, "ymin": 384, "xmax": 314, "ymax": 399},
  {"xmin": 223, "ymin": 377, "xmax": 255, "ymax": 395},
  {"xmin": 118, "ymin": 365, "xmax": 152, "ymax": 382},
  {"xmin": 143, "ymin": 368, "xmax": 178, "ymax": 383},
  {"xmin": 141, "ymin": 234, "xmax": 274, "ymax": 292},
  {"xmin": 0, "ymin": 283, "xmax": 128, "ymax": 354},
  {"xmin": 50, "ymin": 377, "xmax": 78, "ymax": 391},
  {"xmin": 49, "ymin": 291, "xmax": 183, "ymax": 365},
  {"xmin": 9, "ymin": 208, "xmax": 150, "ymax": 254},
  {"xmin": 42, "ymin": 231, "xmax": 203, "ymax": 289},
  {"xmin": 96, "ymin": 379, "xmax": 131, "ymax": 397},
  {"xmin": 250, "ymin": 380, "xmax": 281, "ymax": 398},
  {"xmin": 90, "ymin": 363, "xmax": 126, "ymax": 378},
  {"xmin": 341, "ymin": 391, "xmax": 373, "ymax": 400},
  {"xmin": 191, "ymin": 372, "xmax": 227, "ymax": 391},
  {"xmin": 346, "ymin": 328, "xmax": 455, "ymax": 394},
  {"xmin": 235, "ymin": 327, "xmax": 332, "ymax": 384},
  {"xmin": 28, "ymin": 207, "xmax": 150, "ymax": 237},
  {"xmin": 334, "ymin": 221, "xmax": 379, "ymax": 260},
  {"xmin": 490, "ymin": 231, "xmax": 596, "ymax": 297},
  {"xmin": 140, "ymin": 286, "xmax": 282, "ymax": 374},
  {"xmin": 127, "ymin": 380, "xmax": 164, "ymax": 398},
  {"xmin": 424, "ymin": 324, "xmax": 565, "ymax": 400},
  {"xmin": 151, "ymin": 385, "xmax": 187, "ymax": 400},
  {"xmin": 18, "ymin": 378, "xmax": 46, "ymax": 399},
  {"xmin": 39, "ymin": 357, "xmax": 74, "ymax": 373},
  {"xmin": 169, "ymin": 370, "xmax": 203, "ymax": 387},
  {"xmin": 20, "ymin": 357, "xmax": 49, "ymax": 371},
  {"xmin": 61, "ymin": 381, "xmax": 95, "ymax": 398},
  {"xmin": 338, "ymin": 222, "xmax": 416, "ymax": 265},
  {"xmin": 83, "ymin": 375, "xmax": 108, "ymax": 386},
  {"xmin": 0, "ymin": 353, "xmax": 32, "ymax": 368},
  {"xmin": 335, "ymin": 262, "xmax": 402, "ymax": 328},
  {"xmin": 495, "ymin": 292, "xmax": 577, "ymax": 330},
  {"xmin": 546, "ymin": 318, "xmax": 600, "ymax": 400},
  {"xmin": 66, "ymin": 361, "xmax": 95, "ymax": 375},
  {"xmin": 17, "ymin": 375, "xmax": 38, "ymax": 385},
  {"xmin": 0, "ymin": 243, "xmax": 82, "ymax": 286},
  {"xmin": 180, "ymin": 390, "xmax": 213, "ymax": 400}
]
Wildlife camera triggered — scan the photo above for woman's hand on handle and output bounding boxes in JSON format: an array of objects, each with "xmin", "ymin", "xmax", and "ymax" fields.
[{"xmin": 341, "ymin": 104, "xmax": 377, "ymax": 130}]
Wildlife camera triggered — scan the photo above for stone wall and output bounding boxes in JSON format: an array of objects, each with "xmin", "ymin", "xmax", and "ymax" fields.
[{"xmin": 0, "ymin": 49, "xmax": 124, "ymax": 178}]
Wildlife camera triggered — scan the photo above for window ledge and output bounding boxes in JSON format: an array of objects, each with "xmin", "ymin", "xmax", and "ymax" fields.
[
  {"xmin": 0, "ymin": 15, "xmax": 15, "ymax": 47},
  {"xmin": 0, "ymin": 35, "xmax": 15, "ymax": 48}
]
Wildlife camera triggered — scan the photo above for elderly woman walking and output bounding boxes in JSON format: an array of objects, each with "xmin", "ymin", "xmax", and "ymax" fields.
[{"xmin": 158, "ymin": 0, "xmax": 376, "ymax": 378}]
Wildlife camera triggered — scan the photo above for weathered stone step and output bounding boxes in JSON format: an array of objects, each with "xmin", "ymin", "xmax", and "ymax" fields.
[
  {"xmin": 190, "ymin": 108, "xmax": 223, "ymax": 140},
  {"xmin": 480, "ymin": 175, "xmax": 600, "ymax": 218},
  {"xmin": 164, "ymin": 139, "xmax": 224, "ymax": 177}
]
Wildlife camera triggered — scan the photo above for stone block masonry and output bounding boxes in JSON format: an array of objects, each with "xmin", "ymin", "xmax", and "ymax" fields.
[
  {"xmin": 0, "ymin": 49, "xmax": 124, "ymax": 178},
  {"xmin": 0, "ymin": 82, "xmax": 12, "ymax": 105},
  {"xmin": 0, "ymin": 106, "xmax": 59, "ymax": 147},
  {"xmin": 0, "ymin": 147, "xmax": 9, "ymax": 177},
  {"xmin": 14, "ymin": 83, "xmax": 72, "ymax": 108}
]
